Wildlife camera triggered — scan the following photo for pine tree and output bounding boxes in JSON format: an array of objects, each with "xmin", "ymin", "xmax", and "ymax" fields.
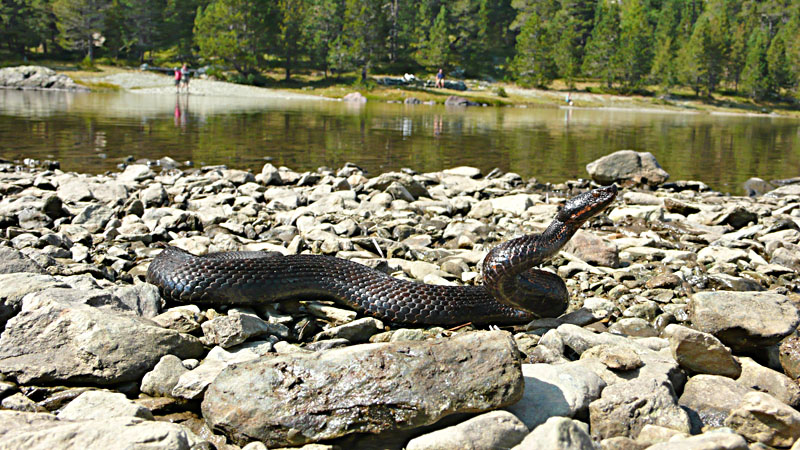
[
  {"xmin": 511, "ymin": 10, "xmax": 554, "ymax": 87},
  {"xmin": 766, "ymin": 28, "xmax": 793, "ymax": 95},
  {"xmin": 552, "ymin": 9, "xmax": 580, "ymax": 88},
  {"xmin": 276, "ymin": 0, "xmax": 306, "ymax": 81},
  {"xmin": 582, "ymin": 0, "xmax": 621, "ymax": 88},
  {"xmin": 679, "ymin": 9, "xmax": 727, "ymax": 96},
  {"xmin": 616, "ymin": 0, "xmax": 653, "ymax": 90},
  {"xmin": 649, "ymin": 0, "xmax": 682, "ymax": 91},
  {"xmin": 53, "ymin": 0, "xmax": 111, "ymax": 62},
  {"xmin": 306, "ymin": 0, "xmax": 341, "ymax": 77},
  {"xmin": 194, "ymin": 0, "xmax": 274, "ymax": 76},
  {"xmin": 740, "ymin": 26, "xmax": 770, "ymax": 99},
  {"xmin": 415, "ymin": 4, "xmax": 450, "ymax": 70},
  {"xmin": 328, "ymin": 0, "xmax": 385, "ymax": 80}
]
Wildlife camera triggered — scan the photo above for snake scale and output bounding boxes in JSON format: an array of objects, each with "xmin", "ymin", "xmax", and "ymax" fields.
[{"xmin": 146, "ymin": 184, "xmax": 617, "ymax": 325}]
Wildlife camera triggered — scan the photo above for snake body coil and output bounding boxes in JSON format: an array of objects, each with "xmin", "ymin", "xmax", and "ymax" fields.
[{"xmin": 146, "ymin": 185, "xmax": 617, "ymax": 325}]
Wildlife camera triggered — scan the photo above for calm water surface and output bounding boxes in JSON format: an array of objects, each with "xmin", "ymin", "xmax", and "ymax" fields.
[{"xmin": 1, "ymin": 90, "xmax": 799, "ymax": 194}]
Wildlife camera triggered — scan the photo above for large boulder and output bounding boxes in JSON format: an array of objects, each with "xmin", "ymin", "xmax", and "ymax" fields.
[
  {"xmin": 586, "ymin": 150, "xmax": 670, "ymax": 187},
  {"xmin": 202, "ymin": 331, "xmax": 523, "ymax": 447},
  {"xmin": 0, "ymin": 66, "xmax": 89, "ymax": 91}
]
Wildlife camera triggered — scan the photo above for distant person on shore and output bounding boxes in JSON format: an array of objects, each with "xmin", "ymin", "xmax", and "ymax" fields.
[
  {"xmin": 565, "ymin": 92, "xmax": 573, "ymax": 106},
  {"xmin": 436, "ymin": 69, "xmax": 445, "ymax": 88},
  {"xmin": 180, "ymin": 63, "xmax": 190, "ymax": 92},
  {"xmin": 174, "ymin": 67, "xmax": 181, "ymax": 93}
]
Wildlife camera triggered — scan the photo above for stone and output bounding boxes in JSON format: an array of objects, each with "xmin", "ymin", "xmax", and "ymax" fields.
[
  {"xmin": 151, "ymin": 308, "xmax": 203, "ymax": 334},
  {"xmin": 140, "ymin": 355, "xmax": 189, "ymax": 397},
  {"xmin": 0, "ymin": 66, "xmax": 89, "ymax": 91},
  {"xmin": 586, "ymin": 150, "xmax": 670, "ymax": 187},
  {"xmin": 589, "ymin": 376, "xmax": 690, "ymax": 439},
  {"xmin": 506, "ymin": 362, "xmax": 606, "ymax": 429},
  {"xmin": 643, "ymin": 429, "xmax": 748, "ymax": 450},
  {"xmin": 201, "ymin": 310, "xmax": 288, "ymax": 348},
  {"xmin": 563, "ymin": 230, "xmax": 619, "ymax": 267},
  {"xmin": 608, "ymin": 318, "xmax": 659, "ymax": 337},
  {"xmin": 2, "ymin": 392, "xmax": 46, "ymax": 412},
  {"xmin": 0, "ymin": 301, "xmax": 204, "ymax": 385},
  {"xmin": 0, "ymin": 247, "xmax": 46, "ymax": 275},
  {"xmin": 0, "ymin": 411, "xmax": 200, "ymax": 449},
  {"xmin": 635, "ymin": 424, "xmax": 689, "ymax": 446},
  {"xmin": 689, "ymin": 292, "xmax": 800, "ymax": 352},
  {"xmin": 118, "ymin": 164, "xmax": 155, "ymax": 183},
  {"xmin": 512, "ymin": 417, "xmax": 594, "ymax": 450},
  {"xmin": 736, "ymin": 357, "xmax": 800, "ymax": 408},
  {"xmin": 342, "ymin": 92, "xmax": 367, "ymax": 103},
  {"xmin": 111, "ymin": 283, "xmax": 163, "ymax": 318},
  {"xmin": 678, "ymin": 374, "xmax": 752, "ymax": 432},
  {"xmin": 663, "ymin": 324, "xmax": 741, "ymax": 378},
  {"xmin": 489, "ymin": 194, "xmax": 534, "ymax": 216},
  {"xmin": 202, "ymin": 331, "xmax": 523, "ymax": 447},
  {"xmin": 57, "ymin": 390, "xmax": 154, "ymax": 421},
  {"xmin": 724, "ymin": 391, "xmax": 800, "ymax": 447},
  {"xmin": 581, "ymin": 344, "xmax": 643, "ymax": 371},
  {"xmin": 780, "ymin": 336, "xmax": 800, "ymax": 380},
  {"xmin": 406, "ymin": 410, "xmax": 528, "ymax": 450},
  {"xmin": 444, "ymin": 96, "xmax": 480, "ymax": 106},
  {"xmin": 314, "ymin": 317, "xmax": 384, "ymax": 343}
]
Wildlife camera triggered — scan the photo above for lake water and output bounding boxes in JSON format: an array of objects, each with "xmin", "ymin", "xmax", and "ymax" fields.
[{"xmin": 1, "ymin": 89, "xmax": 799, "ymax": 194}]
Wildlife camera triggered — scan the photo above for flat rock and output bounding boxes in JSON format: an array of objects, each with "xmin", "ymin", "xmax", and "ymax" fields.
[
  {"xmin": 140, "ymin": 355, "xmax": 189, "ymax": 397},
  {"xmin": 725, "ymin": 391, "xmax": 800, "ymax": 447},
  {"xmin": 0, "ymin": 66, "xmax": 89, "ymax": 91},
  {"xmin": 506, "ymin": 362, "xmax": 606, "ymax": 429},
  {"xmin": 689, "ymin": 292, "xmax": 800, "ymax": 352},
  {"xmin": 663, "ymin": 324, "xmax": 741, "ymax": 378},
  {"xmin": 589, "ymin": 376, "xmax": 690, "ymax": 439},
  {"xmin": 0, "ymin": 247, "xmax": 46, "ymax": 275},
  {"xmin": 406, "ymin": 410, "xmax": 528, "ymax": 450},
  {"xmin": 737, "ymin": 357, "xmax": 800, "ymax": 409},
  {"xmin": 563, "ymin": 230, "xmax": 619, "ymax": 267},
  {"xmin": 202, "ymin": 331, "xmax": 523, "ymax": 447},
  {"xmin": 57, "ymin": 390, "xmax": 154, "ymax": 421},
  {"xmin": 202, "ymin": 310, "xmax": 288, "ymax": 348},
  {"xmin": 643, "ymin": 429, "xmax": 748, "ymax": 450},
  {"xmin": 314, "ymin": 317, "xmax": 384, "ymax": 343},
  {"xmin": 0, "ymin": 300, "xmax": 204, "ymax": 385},
  {"xmin": 0, "ymin": 411, "xmax": 199, "ymax": 449}
]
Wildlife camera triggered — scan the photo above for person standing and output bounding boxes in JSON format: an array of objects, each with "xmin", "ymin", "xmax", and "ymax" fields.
[
  {"xmin": 436, "ymin": 68, "xmax": 445, "ymax": 88},
  {"xmin": 174, "ymin": 67, "xmax": 182, "ymax": 93},
  {"xmin": 180, "ymin": 63, "xmax": 190, "ymax": 93}
]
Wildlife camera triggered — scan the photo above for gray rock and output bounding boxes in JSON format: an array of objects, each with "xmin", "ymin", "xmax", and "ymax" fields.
[
  {"xmin": 151, "ymin": 307, "xmax": 203, "ymax": 334},
  {"xmin": 202, "ymin": 331, "xmax": 523, "ymax": 447},
  {"xmin": 635, "ymin": 424, "xmax": 689, "ymax": 446},
  {"xmin": 363, "ymin": 172, "xmax": 430, "ymax": 200},
  {"xmin": 0, "ymin": 300, "xmax": 204, "ymax": 385},
  {"xmin": 512, "ymin": 417, "xmax": 594, "ymax": 450},
  {"xmin": 260, "ymin": 163, "xmax": 283, "ymax": 185},
  {"xmin": 689, "ymin": 292, "xmax": 800, "ymax": 352},
  {"xmin": 57, "ymin": 390, "xmax": 154, "ymax": 421},
  {"xmin": 118, "ymin": 164, "xmax": 155, "ymax": 183},
  {"xmin": 314, "ymin": 317, "xmax": 384, "ymax": 343},
  {"xmin": 506, "ymin": 362, "xmax": 606, "ymax": 429},
  {"xmin": 0, "ymin": 273, "xmax": 70, "ymax": 327},
  {"xmin": 586, "ymin": 150, "xmax": 670, "ymax": 187},
  {"xmin": 589, "ymin": 377, "xmax": 690, "ymax": 439},
  {"xmin": 0, "ymin": 411, "xmax": 199, "ymax": 449},
  {"xmin": 202, "ymin": 310, "xmax": 288, "ymax": 348},
  {"xmin": 663, "ymin": 324, "xmax": 741, "ymax": 378},
  {"xmin": 724, "ymin": 391, "xmax": 800, "ymax": 447},
  {"xmin": 406, "ymin": 410, "xmax": 528, "ymax": 450},
  {"xmin": 111, "ymin": 283, "xmax": 163, "ymax": 318},
  {"xmin": 489, "ymin": 194, "xmax": 534, "ymax": 216},
  {"xmin": 608, "ymin": 318, "xmax": 659, "ymax": 337},
  {"xmin": 141, "ymin": 355, "xmax": 189, "ymax": 397},
  {"xmin": 0, "ymin": 247, "xmax": 46, "ymax": 275},
  {"xmin": 737, "ymin": 357, "xmax": 800, "ymax": 408},
  {"xmin": 678, "ymin": 374, "xmax": 752, "ymax": 432},
  {"xmin": 1, "ymin": 392, "xmax": 45, "ymax": 412},
  {"xmin": 643, "ymin": 429, "xmax": 748, "ymax": 450},
  {"xmin": 0, "ymin": 66, "xmax": 89, "ymax": 91},
  {"xmin": 342, "ymin": 92, "xmax": 367, "ymax": 103},
  {"xmin": 581, "ymin": 344, "xmax": 643, "ymax": 371}
]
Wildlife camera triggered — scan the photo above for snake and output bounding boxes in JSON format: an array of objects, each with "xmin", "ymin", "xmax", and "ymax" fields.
[{"xmin": 146, "ymin": 185, "xmax": 617, "ymax": 325}]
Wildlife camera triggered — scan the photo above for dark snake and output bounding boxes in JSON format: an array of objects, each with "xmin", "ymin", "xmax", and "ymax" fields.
[{"xmin": 146, "ymin": 185, "xmax": 617, "ymax": 325}]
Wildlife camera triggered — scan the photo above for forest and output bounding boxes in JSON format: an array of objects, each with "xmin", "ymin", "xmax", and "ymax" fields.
[{"xmin": 1, "ymin": 0, "xmax": 799, "ymax": 101}]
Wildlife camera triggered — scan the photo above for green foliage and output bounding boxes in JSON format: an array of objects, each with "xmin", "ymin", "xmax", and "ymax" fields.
[
  {"xmin": 741, "ymin": 26, "xmax": 770, "ymax": 99},
  {"xmin": 511, "ymin": 11, "xmax": 554, "ymax": 87},
  {"xmin": 582, "ymin": 1, "xmax": 620, "ymax": 88},
  {"xmin": 679, "ymin": 9, "xmax": 727, "ymax": 95},
  {"xmin": 415, "ymin": 4, "xmax": 450, "ymax": 70},
  {"xmin": 616, "ymin": 0, "xmax": 653, "ymax": 90},
  {"xmin": 53, "ymin": 0, "xmax": 110, "ymax": 61}
]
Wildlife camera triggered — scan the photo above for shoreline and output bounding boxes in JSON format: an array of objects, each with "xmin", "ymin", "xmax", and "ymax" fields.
[{"xmin": 60, "ymin": 66, "xmax": 800, "ymax": 119}]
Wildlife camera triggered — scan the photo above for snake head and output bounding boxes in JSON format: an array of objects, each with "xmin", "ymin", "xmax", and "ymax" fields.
[{"xmin": 556, "ymin": 184, "xmax": 618, "ymax": 224}]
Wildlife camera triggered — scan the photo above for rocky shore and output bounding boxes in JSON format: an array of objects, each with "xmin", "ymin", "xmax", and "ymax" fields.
[{"xmin": 0, "ymin": 150, "xmax": 799, "ymax": 449}]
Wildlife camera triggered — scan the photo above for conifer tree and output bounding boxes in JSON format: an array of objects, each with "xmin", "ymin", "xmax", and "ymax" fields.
[
  {"xmin": 679, "ymin": 9, "xmax": 727, "ymax": 96},
  {"xmin": 416, "ymin": 4, "xmax": 450, "ymax": 70},
  {"xmin": 582, "ymin": 0, "xmax": 620, "ymax": 88},
  {"xmin": 276, "ymin": 0, "xmax": 306, "ymax": 81},
  {"xmin": 616, "ymin": 0, "xmax": 652, "ymax": 90},
  {"xmin": 649, "ymin": 0, "xmax": 682, "ymax": 91},
  {"xmin": 306, "ymin": 0, "xmax": 340, "ymax": 77},
  {"xmin": 741, "ymin": 26, "xmax": 770, "ymax": 99},
  {"xmin": 53, "ymin": 0, "xmax": 110, "ymax": 62},
  {"xmin": 512, "ymin": 10, "xmax": 554, "ymax": 87}
]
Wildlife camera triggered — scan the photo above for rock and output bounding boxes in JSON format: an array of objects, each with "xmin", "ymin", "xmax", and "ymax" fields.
[
  {"xmin": 663, "ymin": 324, "xmax": 741, "ymax": 378},
  {"xmin": 678, "ymin": 374, "xmax": 752, "ymax": 432},
  {"xmin": 689, "ymin": 292, "xmax": 800, "ymax": 352},
  {"xmin": 643, "ymin": 429, "xmax": 748, "ymax": 450},
  {"xmin": 563, "ymin": 231, "xmax": 619, "ymax": 267},
  {"xmin": 608, "ymin": 318, "xmax": 659, "ymax": 337},
  {"xmin": 151, "ymin": 307, "xmax": 203, "ymax": 334},
  {"xmin": 0, "ymin": 411, "xmax": 200, "ymax": 449},
  {"xmin": 140, "ymin": 355, "xmax": 189, "ymax": 397},
  {"xmin": 779, "ymin": 336, "xmax": 800, "ymax": 380},
  {"xmin": 512, "ymin": 417, "xmax": 594, "ymax": 450},
  {"xmin": 2, "ymin": 392, "xmax": 45, "ymax": 412},
  {"xmin": 635, "ymin": 424, "xmax": 689, "ymax": 446},
  {"xmin": 57, "ymin": 390, "xmax": 154, "ymax": 421},
  {"xmin": 0, "ymin": 247, "xmax": 46, "ymax": 275},
  {"xmin": 588, "ymin": 377, "xmax": 690, "ymax": 439},
  {"xmin": 406, "ymin": 410, "xmax": 528, "ymax": 450},
  {"xmin": 581, "ymin": 344, "xmax": 643, "ymax": 371},
  {"xmin": 489, "ymin": 194, "xmax": 534, "ymax": 216},
  {"xmin": 118, "ymin": 164, "xmax": 155, "ymax": 183},
  {"xmin": 202, "ymin": 331, "xmax": 523, "ymax": 447},
  {"xmin": 737, "ymin": 357, "xmax": 800, "ymax": 409},
  {"xmin": 342, "ymin": 92, "xmax": 367, "ymax": 103},
  {"xmin": 0, "ymin": 301, "xmax": 204, "ymax": 385},
  {"xmin": 586, "ymin": 150, "xmax": 670, "ymax": 187},
  {"xmin": 443, "ymin": 166, "xmax": 482, "ymax": 178},
  {"xmin": 201, "ymin": 310, "xmax": 288, "ymax": 348},
  {"xmin": 506, "ymin": 362, "xmax": 606, "ymax": 429},
  {"xmin": 445, "ymin": 96, "xmax": 481, "ymax": 106},
  {"xmin": 314, "ymin": 317, "xmax": 384, "ymax": 343},
  {"xmin": 111, "ymin": 283, "xmax": 163, "ymax": 318},
  {"xmin": 743, "ymin": 177, "xmax": 775, "ymax": 197},
  {"xmin": 724, "ymin": 391, "xmax": 800, "ymax": 447},
  {"xmin": 0, "ymin": 65, "xmax": 89, "ymax": 91},
  {"xmin": 260, "ymin": 163, "xmax": 283, "ymax": 185}
]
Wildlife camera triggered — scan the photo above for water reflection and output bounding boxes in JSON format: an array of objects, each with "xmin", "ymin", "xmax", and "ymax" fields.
[{"xmin": 1, "ymin": 89, "xmax": 799, "ymax": 194}]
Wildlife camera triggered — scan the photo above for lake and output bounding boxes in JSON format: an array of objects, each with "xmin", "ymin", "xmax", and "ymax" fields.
[{"xmin": 1, "ymin": 89, "xmax": 799, "ymax": 194}]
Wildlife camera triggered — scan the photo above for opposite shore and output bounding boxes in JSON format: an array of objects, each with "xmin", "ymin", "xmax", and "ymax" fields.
[{"xmin": 2, "ymin": 64, "xmax": 795, "ymax": 119}]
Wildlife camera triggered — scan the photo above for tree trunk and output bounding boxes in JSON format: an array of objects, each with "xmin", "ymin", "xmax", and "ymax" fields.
[
  {"xmin": 87, "ymin": 39, "xmax": 94, "ymax": 62},
  {"xmin": 285, "ymin": 49, "xmax": 292, "ymax": 81}
]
